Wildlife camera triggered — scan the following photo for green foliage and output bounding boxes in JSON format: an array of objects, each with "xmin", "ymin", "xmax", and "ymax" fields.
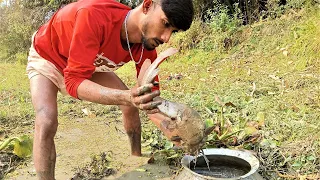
[
  {"xmin": 205, "ymin": 4, "xmax": 242, "ymax": 33},
  {"xmin": 163, "ymin": 4, "xmax": 243, "ymax": 53},
  {"xmin": 204, "ymin": 97, "xmax": 263, "ymax": 149},
  {"xmin": 22, "ymin": 0, "xmax": 77, "ymax": 9},
  {"xmin": 118, "ymin": 0, "xmax": 142, "ymax": 8},
  {"xmin": 157, "ymin": 7, "xmax": 320, "ymax": 178},
  {"xmin": 285, "ymin": 0, "xmax": 318, "ymax": 9},
  {"xmin": 0, "ymin": 1, "xmax": 43, "ymax": 63},
  {"xmin": 0, "ymin": 0, "xmax": 76, "ymax": 64},
  {"xmin": 72, "ymin": 152, "xmax": 115, "ymax": 179},
  {"xmin": 0, "ymin": 135, "xmax": 33, "ymax": 158},
  {"xmin": 168, "ymin": 20, "xmax": 211, "ymax": 52},
  {"xmin": 141, "ymin": 125, "xmax": 184, "ymax": 165},
  {"xmin": 16, "ymin": 52, "xmax": 28, "ymax": 65},
  {"xmin": 0, "ymin": 1, "xmax": 319, "ymax": 179}
]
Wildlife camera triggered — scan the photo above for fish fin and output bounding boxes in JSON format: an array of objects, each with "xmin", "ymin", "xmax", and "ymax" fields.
[
  {"xmin": 148, "ymin": 68, "xmax": 159, "ymax": 84},
  {"xmin": 204, "ymin": 126, "xmax": 215, "ymax": 136},
  {"xmin": 140, "ymin": 48, "xmax": 178, "ymax": 86},
  {"xmin": 138, "ymin": 59, "xmax": 152, "ymax": 86},
  {"xmin": 155, "ymin": 47, "xmax": 179, "ymax": 68}
]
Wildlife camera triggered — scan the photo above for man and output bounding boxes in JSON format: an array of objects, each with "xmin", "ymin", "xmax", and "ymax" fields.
[{"xmin": 26, "ymin": 0, "xmax": 194, "ymax": 179}]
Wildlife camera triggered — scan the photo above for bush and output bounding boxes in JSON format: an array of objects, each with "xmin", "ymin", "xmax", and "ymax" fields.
[
  {"xmin": 16, "ymin": 52, "xmax": 28, "ymax": 65},
  {"xmin": 169, "ymin": 19, "xmax": 210, "ymax": 52},
  {"xmin": 0, "ymin": 4, "xmax": 41, "ymax": 63},
  {"xmin": 205, "ymin": 4, "xmax": 242, "ymax": 33},
  {"xmin": 0, "ymin": 0, "xmax": 75, "ymax": 64},
  {"xmin": 166, "ymin": 4, "xmax": 243, "ymax": 53}
]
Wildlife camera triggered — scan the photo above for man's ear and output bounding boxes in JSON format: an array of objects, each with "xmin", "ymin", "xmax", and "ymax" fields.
[{"xmin": 142, "ymin": 0, "xmax": 153, "ymax": 14}]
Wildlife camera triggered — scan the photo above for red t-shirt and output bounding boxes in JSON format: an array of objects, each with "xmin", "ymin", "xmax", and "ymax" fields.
[{"xmin": 33, "ymin": 0, "xmax": 158, "ymax": 99}]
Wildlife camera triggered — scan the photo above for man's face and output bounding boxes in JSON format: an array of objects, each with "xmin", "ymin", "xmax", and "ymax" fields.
[{"xmin": 141, "ymin": 2, "xmax": 179, "ymax": 50}]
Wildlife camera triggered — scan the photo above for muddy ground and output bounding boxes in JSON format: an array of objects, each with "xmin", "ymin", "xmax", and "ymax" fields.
[{"xmin": 3, "ymin": 111, "xmax": 177, "ymax": 180}]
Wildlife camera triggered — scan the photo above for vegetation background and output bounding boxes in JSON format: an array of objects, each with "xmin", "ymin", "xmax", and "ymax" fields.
[{"xmin": 0, "ymin": 0, "xmax": 319, "ymax": 179}]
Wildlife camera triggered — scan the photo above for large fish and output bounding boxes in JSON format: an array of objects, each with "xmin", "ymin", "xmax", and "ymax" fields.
[{"xmin": 138, "ymin": 48, "xmax": 209, "ymax": 154}]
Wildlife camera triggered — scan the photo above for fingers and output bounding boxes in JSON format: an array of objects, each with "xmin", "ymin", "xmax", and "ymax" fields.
[
  {"xmin": 130, "ymin": 83, "xmax": 161, "ymax": 111},
  {"xmin": 133, "ymin": 91, "xmax": 160, "ymax": 105},
  {"xmin": 138, "ymin": 100, "xmax": 162, "ymax": 110},
  {"xmin": 131, "ymin": 91, "xmax": 161, "ymax": 110},
  {"xmin": 132, "ymin": 83, "xmax": 154, "ymax": 96}
]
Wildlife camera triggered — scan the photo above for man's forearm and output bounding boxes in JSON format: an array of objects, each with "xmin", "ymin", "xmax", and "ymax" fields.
[{"xmin": 77, "ymin": 79, "xmax": 131, "ymax": 105}]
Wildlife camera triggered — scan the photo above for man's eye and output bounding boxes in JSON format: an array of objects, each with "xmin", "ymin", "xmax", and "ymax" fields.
[{"xmin": 163, "ymin": 21, "xmax": 170, "ymax": 27}]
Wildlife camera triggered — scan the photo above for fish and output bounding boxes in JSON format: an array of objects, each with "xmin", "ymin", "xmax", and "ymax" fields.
[{"xmin": 138, "ymin": 48, "xmax": 210, "ymax": 154}]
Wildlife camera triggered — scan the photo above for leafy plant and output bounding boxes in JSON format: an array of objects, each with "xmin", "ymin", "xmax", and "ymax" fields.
[
  {"xmin": 141, "ymin": 127, "xmax": 184, "ymax": 165},
  {"xmin": 205, "ymin": 4, "xmax": 242, "ymax": 33},
  {"xmin": 204, "ymin": 96, "xmax": 263, "ymax": 149},
  {"xmin": 72, "ymin": 152, "xmax": 115, "ymax": 180},
  {"xmin": 0, "ymin": 135, "xmax": 33, "ymax": 158}
]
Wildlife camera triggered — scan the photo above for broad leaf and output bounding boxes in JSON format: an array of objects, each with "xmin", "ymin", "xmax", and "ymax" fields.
[{"xmin": 13, "ymin": 135, "xmax": 33, "ymax": 158}]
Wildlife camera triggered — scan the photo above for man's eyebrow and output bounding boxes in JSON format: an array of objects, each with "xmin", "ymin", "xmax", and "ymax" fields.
[
  {"xmin": 161, "ymin": 16, "xmax": 172, "ymax": 26},
  {"xmin": 166, "ymin": 18, "xmax": 176, "ymax": 29}
]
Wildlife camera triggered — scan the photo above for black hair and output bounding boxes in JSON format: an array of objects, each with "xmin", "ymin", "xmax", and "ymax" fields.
[{"xmin": 160, "ymin": 0, "xmax": 194, "ymax": 31}]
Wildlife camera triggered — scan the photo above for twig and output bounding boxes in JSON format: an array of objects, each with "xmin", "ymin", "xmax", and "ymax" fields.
[
  {"xmin": 214, "ymin": 95, "xmax": 224, "ymax": 107},
  {"xmin": 250, "ymin": 82, "xmax": 256, "ymax": 97}
]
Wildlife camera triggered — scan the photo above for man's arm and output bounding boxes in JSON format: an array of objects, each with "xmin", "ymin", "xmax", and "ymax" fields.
[{"xmin": 77, "ymin": 79, "xmax": 162, "ymax": 112}]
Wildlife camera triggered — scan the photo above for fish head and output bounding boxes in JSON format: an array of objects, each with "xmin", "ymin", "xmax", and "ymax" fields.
[{"xmin": 174, "ymin": 107, "xmax": 207, "ymax": 154}]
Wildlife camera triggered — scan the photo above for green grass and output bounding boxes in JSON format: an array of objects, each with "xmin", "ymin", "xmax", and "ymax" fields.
[
  {"xmin": 1, "ymin": 7, "xmax": 319, "ymax": 179},
  {"xmin": 0, "ymin": 63, "xmax": 34, "ymax": 131}
]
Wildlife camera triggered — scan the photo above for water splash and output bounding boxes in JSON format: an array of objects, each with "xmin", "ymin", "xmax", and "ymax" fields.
[
  {"xmin": 187, "ymin": 150, "xmax": 211, "ymax": 171},
  {"xmin": 200, "ymin": 149, "xmax": 211, "ymax": 171}
]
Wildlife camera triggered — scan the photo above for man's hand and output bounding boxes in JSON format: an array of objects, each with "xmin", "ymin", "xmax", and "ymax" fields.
[{"xmin": 130, "ymin": 83, "xmax": 161, "ymax": 114}]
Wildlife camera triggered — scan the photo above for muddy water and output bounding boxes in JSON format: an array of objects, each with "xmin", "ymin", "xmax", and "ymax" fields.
[
  {"xmin": 192, "ymin": 166, "xmax": 248, "ymax": 178},
  {"xmin": 189, "ymin": 154, "xmax": 251, "ymax": 178}
]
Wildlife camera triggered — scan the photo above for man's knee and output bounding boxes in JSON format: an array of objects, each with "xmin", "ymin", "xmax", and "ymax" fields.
[{"xmin": 34, "ymin": 107, "xmax": 58, "ymax": 138}]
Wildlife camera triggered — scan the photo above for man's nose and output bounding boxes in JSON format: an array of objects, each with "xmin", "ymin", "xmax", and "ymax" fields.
[{"xmin": 161, "ymin": 29, "xmax": 172, "ymax": 43}]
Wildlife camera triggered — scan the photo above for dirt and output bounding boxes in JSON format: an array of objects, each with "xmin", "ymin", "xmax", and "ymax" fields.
[
  {"xmin": 4, "ymin": 115, "xmax": 175, "ymax": 180},
  {"xmin": 0, "ymin": 152, "xmax": 24, "ymax": 179}
]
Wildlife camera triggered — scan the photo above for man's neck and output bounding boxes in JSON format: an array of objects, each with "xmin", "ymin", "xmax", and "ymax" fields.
[{"xmin": 120, "ymin": 9, "xmax": 142, "ymax": 45}]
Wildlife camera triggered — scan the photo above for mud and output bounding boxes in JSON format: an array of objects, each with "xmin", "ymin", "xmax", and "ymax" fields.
[
  {"xmin": 4, "ymin": 115, "xmax": 174, "ymax": 180},
  {"xmin": 0, "ymin": 152, "xmax": 24, "ymax": 179}
]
